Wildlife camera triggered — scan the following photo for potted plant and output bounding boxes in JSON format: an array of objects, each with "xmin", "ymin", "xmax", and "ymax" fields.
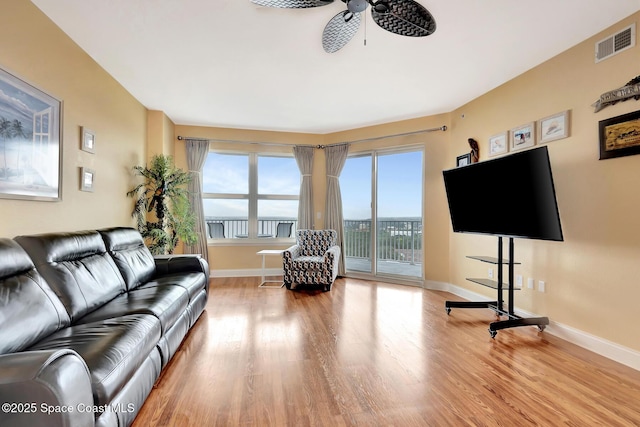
[{"xmin": 127, "ymin": 154, "xmax": 197, "ymax": 255}]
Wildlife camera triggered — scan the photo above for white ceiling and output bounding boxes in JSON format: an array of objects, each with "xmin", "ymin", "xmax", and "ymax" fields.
[{"xmin": 31, "ymin": 0, "xmax": 640, "ymax": 134}]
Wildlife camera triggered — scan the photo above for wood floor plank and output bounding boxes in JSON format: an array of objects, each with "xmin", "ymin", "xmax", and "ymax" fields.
[{"xmin": 132, "ymin": 277, "xmax": 640, "ymax": 426}]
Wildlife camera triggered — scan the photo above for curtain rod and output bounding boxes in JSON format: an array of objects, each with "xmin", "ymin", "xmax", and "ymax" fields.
[{"xmin": 176, "ymin": 125, "xmax": 447, "ymax": 148}]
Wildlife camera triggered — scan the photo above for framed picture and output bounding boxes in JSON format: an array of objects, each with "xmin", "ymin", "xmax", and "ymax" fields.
[
  {"xmin": 0, "ymin": 66, "xmax": 62, "ymax": 201},
  {"xmin": 599, "ymin": 109, "xmax": 640, "ymax": 160},
  {"xmin": 80, "ymin": 167, "xmax": 95, "ymax": 192},
  {"xmin": 456, "ymin": 153, "xmax": 471, "ymax": 167},
  {"xmin": 538, "ymin": 110, "xmax": 570, "ymax": 144},
  {"xmin": 81, "ymin": 127, "xmax": 95, "ymax": 153},
  {"xmin": 488, "ymin": 132, "xmax": 508, "ymax": 157},
  {"xmin": 510, "ymin": 122, "xmax": 535, "ymax": 152}
]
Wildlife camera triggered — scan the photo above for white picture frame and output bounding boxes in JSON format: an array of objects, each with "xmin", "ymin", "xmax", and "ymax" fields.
[
  {"xmin": 488, "ymin": 132, "xmax": 508, "ymax": 157},
  {"xmin": 0, "ymin": 66, "xmax": 62, "ymax": 201},
  {"xmin": 537, "ymin": 110, "xmax": 570, "ymax": 144},
  {"xmin": 510, "ymin": 122, "xmax": 535, "ymax": 152},
  {"xmin": 80, "ymin": 167, "xmax": 95, "ymax": 192},
  {"xmin": 81, "ymin": 127, "xmax": 95, "ymax": 153}
]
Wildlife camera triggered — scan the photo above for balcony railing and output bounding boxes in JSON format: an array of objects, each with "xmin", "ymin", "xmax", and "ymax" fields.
[
  {"xmin": 344, "ymin": 219, "xmax": 422, "ymax": 264},
  {"xmin": 205, "ymin": 218, "xmax": 297, "ymax": 239},
  {"xmin": 205, "ymin": 217, "xmax": 422, "ymax": 265}
]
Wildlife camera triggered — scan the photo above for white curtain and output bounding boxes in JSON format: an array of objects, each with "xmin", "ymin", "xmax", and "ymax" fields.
[
  {"xmin": 324, "ymin": 143, "xmax": 349, "ymax": 276},
  {"xmin": 184, "ymin": 139, "xmax": 209, "ymax": 264},
  {"xmin": 293, "ymin": 146, "xmax": 315, "ymax": 230}
]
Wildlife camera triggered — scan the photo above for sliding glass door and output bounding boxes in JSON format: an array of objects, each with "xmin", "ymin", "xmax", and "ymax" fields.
[
  {"xmin": 340, "ymin": 147, "xmax": 423, "ymax": 280},
  {"xmin": 341, "ymin": 154, "xmax": 373, "ymax": 274}
]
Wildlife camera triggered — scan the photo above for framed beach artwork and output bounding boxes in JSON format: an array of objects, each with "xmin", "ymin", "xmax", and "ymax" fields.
[
  {"xmin": 0, "ymin": 66, "xmax": 62, "ymax": 201},
  {"xmin": 599, "ymin": 109, "xmax": 640, "ymax": 160},
  {"xmin": 538, "ymin": 110, "xmax": 570, "ymax": 144},
  {"xmin": 510, "ymin": 122, "xmax": 535, "ymax": 152},
  {"xmin": 488, "ymin": 132, "xmax": 508, "ymax": 157}
]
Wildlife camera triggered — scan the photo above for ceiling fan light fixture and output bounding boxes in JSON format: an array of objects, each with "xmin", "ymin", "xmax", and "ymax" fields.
[
  {"xmin": 372, "ymin": 0, "xmax": 390, "ymax": 13},
  {"xmin": 347, "ymin": 0, "xmax": 368, "ymax": 13},
  {"xmin": 342, "ymin": 11, "xmax": 355, "ymax": 22}
]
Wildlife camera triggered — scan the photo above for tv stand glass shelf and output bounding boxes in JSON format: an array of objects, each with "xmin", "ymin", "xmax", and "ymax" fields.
[{"xmin": 445, "ymin": 236, "xmax": 549, "ymax": 338}]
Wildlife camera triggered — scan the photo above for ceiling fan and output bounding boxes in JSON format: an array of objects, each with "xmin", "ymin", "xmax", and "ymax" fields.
[{"xmin": 250, "ymin": 0, "xmax": 436, "ymax": 53}]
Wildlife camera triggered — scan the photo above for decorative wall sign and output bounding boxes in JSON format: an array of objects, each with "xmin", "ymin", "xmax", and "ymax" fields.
[
  {"xmin": 0, "ymin": 66, "xmax": 62, "ymax": 201},
  {"xmin": 599, "ymin": 109, "xmax": 640, "ymax": 160},
  {"xmin": 538, "ymin": 110, "xmax": 570, "ymax": 144},
  {"xmin": 592, "ymin": 75, "xmax": 640, "ymax": 113},
  {"xmin": 510, "ymin": 122, "xmax": 535, "ymax": 152},
  {"xmin": 488, "ymin": 132, "xmax": 508, "ymax": 157},
  {"xmin": 81, "ymin": 127, "xmax": 95, "ymax": 153}
]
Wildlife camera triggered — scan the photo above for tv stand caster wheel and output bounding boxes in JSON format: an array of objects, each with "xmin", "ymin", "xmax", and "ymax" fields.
[
  {"xmin": 537, "ymin": 325, "xmax": 546, "ymax": 332},
  {"xmin": 445, "ymin": 307, "xmax": 451, "ymax": 315},
  {"xmin": 489, "ymin": 329, "xmax": 497, "ymax": 339}
]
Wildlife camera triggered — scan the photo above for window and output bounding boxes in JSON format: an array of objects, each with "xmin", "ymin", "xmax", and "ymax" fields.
[{"xmin": 202, "ymin": 152, "xmax": 299, "ymax": 240}]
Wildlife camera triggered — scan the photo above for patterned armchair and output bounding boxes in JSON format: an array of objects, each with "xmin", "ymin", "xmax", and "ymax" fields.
[{"xmin": 282, "ymin": 229, "xmax": 341, "ymax": 292}]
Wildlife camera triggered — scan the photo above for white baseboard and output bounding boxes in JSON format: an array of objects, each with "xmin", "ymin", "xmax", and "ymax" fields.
[{"xmin": 429, "ymin": 281, "xmax": 640, "ymax": 372}]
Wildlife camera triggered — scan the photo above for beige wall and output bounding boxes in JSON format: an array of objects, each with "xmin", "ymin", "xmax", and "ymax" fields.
[
  {"xmin": 4, "ymin": 0, "xmax": 639, "ymax": 354},
  {"xmin": 447, "ymin": 12, "xmax": 640, "ymax": 351},
  {"xmin": 0, "ymin": 0, "xmax": 147, "ymax": 237},
  {"xmin": 147, "ymin": 110, "xmax": 175, "ymax": 159}
]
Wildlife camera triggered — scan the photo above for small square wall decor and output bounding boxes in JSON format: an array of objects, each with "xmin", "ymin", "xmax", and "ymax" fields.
[
  {"xmin": 488, "ymin": 132, "xmax": 508, "ymax": 157},
  {"xmin": 80, "ymin": 167, "xmax": 95, "ymax": 192},
  {"xmin": 538, "ymin": 110, "xmax": 570, "ymax": 144},
  {"xmin": 81, "ymin": 127, "xmax": 96, "ymax": 153},
  {"xmin": 510, "ymin": 122, "xmax": 535, "ymax": 152}
]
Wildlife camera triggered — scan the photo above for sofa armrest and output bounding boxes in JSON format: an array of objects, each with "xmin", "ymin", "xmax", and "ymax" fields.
[
  {"xmin": 0, "ymin": 349, "xmax": 95, "ymax": 427},
  {"xmin": 154, "ymin": 255, "xmax": 209, "ymax": 281}
]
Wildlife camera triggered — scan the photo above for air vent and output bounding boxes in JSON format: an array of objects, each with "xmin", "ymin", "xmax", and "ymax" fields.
[{"xmin": 595, "ymin": 23, "xmax": 635, "ymax": 63}]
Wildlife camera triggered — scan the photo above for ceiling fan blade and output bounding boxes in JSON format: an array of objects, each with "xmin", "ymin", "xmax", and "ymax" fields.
[
  {"xmin": 371, "ymin": 0, "xmax": 436, "ymax": 37},
  {"xmin": 250, "ymin": 0, "xmax": 333, "ymax": 8},
  {"xmin": 322, "ymin": 11, "xmax": 362, "ymax": 53}
]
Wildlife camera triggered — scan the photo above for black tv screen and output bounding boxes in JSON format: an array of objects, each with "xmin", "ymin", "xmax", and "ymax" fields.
[{"xmin": 443, "ymin": 146, "xmax": 563, "ymax": 241}]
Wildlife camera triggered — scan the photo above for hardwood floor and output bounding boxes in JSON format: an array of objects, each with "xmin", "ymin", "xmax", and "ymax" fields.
[{"xmin": 132, "ymin": 277, "xmax": 640, "ymax": 426}]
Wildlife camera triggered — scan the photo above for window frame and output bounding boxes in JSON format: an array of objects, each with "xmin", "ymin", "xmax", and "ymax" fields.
[{"xmin": 202, "ymin": 150, "xmax": 299, "ymax": 245}]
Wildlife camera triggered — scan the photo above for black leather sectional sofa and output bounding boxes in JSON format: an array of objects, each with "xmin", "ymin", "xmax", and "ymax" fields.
[{"xmin": 0, "ymin": 227, "xmax": 209, "ymax": 427}]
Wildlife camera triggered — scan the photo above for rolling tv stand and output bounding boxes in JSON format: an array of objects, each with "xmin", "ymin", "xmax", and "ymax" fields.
[{"xmin": 445, "ymin": 236, "xmax": 549, "ymax": 338}]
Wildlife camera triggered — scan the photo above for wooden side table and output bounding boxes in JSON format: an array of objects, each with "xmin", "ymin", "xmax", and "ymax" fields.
[{"xmin": 256, "ymin": 249, "xmax": 284, "ymax": 288}]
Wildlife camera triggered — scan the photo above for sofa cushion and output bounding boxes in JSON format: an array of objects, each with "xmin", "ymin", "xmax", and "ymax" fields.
[
  {"xmin": 0, "ymin": 239, "xmax": 69, "ymax": 354},
  {"xmin": 76, "ymin": 285, "xmax": 189, "ymax": 334},
  {"xmin": 28, "ymin": 314, "xmax": 161, "ymax": 407},
  {"xmin": 99, "ymin": 227, "xmax": 155, "ymax": 291},
  {"xmin": 139, "ymin": 272, "xmax": 206, "ymax": 301},
  {"xmin": 15, "ymin": 231, "xmax": 126, "ymax": 322}
]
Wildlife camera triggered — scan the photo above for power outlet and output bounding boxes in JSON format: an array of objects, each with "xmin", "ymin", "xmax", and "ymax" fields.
[
  {"xmin": 488, "ymin": 268, "xmax": 494, "ymax": 279},
  {"xmin": 527, "ymin": 278, "xmax": 535, "ymax": 289},
  {"xmin": 538, "ymin": 280, "xmax": 546, "ymax": 293},
  {"xmin": 516, "ymin": 275, "xmax": 523, "ymax": 288}
]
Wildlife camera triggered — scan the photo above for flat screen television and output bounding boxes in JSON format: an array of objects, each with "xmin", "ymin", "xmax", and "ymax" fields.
[{"xmin": 442, "ymin": 146, "xmax": 563, "ymax": 241}]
